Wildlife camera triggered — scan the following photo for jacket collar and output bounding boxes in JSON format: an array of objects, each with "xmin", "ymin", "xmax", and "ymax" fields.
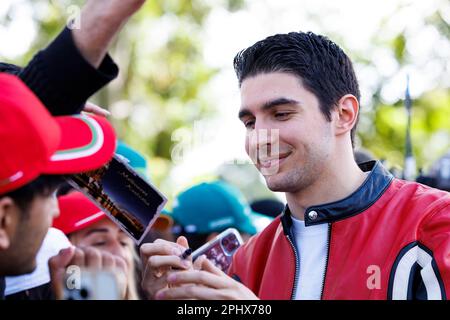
[{"xmin": 281, "ymin": 160, "xmax": 394, "ymax": 232}]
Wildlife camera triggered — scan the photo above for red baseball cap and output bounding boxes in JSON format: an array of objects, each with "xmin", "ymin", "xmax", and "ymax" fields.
[
  {"xmin": 0, "ymin": 74, "xmax": 116, "ymax": 194},
  {"xmin": 54, "ymin": 191, "xmax": 173, "ymax": 235},
  {"xmin": 54, "ymin": 192, "xmax": 106, "ymax": 235}
]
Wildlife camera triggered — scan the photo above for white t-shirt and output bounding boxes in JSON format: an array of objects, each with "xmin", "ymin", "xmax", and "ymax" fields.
[{"xmin": 291, "ymin": 216, "xmax": 329, "ymax": 300}]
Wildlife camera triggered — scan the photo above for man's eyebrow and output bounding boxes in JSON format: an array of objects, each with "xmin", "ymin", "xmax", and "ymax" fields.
[
  {"xmin": 238, "ymin": 97, "xmax": 301, "ymax": 120},
  {"xmin": 261, "ymin": 97, "xmax": 301, "ymax": 111},
  {"xmin": 86, "ymin": 228, "xmax": 109, "ymax": 236},
  {"xmin": 238, "ymin": 109, "xmax": 253, "ymax": 120}
]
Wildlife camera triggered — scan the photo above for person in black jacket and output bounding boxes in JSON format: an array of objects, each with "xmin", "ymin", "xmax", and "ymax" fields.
[{"xmin": 0, "ymin": 0, "xmax": 146, "ymax": 116}]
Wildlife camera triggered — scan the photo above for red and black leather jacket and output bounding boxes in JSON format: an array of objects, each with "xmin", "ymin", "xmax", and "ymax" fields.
[{"xmin": 228, "ymin": 161, "xmax": 450, "ymax": 299}]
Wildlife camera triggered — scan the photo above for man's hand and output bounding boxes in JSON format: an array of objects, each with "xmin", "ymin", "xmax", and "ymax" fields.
[
  {"xmin": 72, "ymin": 0, "xmax": 146, "ymax": 68},
  {"xmin": 82, "ymin": 102, "xmax": 111, "ymax": 117},
  {"xmin": 48, "ymin": 246, "xmax": 128, "ymax": 299},
  {"xmin": 140, "ymin": 237, "xmax": 192, "ymax": 299},
  {"xmin": 154, "ymin": 255, "xmax": 259, "ymax": 300}
]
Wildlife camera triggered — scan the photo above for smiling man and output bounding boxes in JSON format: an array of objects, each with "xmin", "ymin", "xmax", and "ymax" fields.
[{"xmin": 141, "ymin": 31, "xmax": 450, "ymax": 300}]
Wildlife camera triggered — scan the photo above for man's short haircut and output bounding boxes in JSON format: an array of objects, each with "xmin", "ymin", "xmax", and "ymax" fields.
[
  {"xmin": 1, "ymin": 175, "xmax": 64, "ymax": 218},
  {"xmin": 233, "ymin": 31, "xmax": 361, "ymax": 146}
]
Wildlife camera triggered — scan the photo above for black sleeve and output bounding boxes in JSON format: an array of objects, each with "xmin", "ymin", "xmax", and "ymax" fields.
[
  {"xmin": 18, "ymin": 27, "xmax": 119, "ymax": 116},
  {"xmin": 0, "ymin": 276, "xmax": 5, "ymax": 300}
]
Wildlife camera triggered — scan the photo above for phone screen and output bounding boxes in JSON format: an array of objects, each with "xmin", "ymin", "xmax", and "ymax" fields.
[{"xmin": 66, "ymin": 154, "xmax": 167, "ymax": 244}]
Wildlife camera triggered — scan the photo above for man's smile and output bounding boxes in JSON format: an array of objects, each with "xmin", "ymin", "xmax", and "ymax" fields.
[{"xmin": 258, "ymin": 151, "xmax": 292, "ymax": 169}]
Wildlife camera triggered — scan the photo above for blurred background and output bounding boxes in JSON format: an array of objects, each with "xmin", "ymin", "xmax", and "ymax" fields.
[{"xmin": 1, "ymin": 0, "xmax": 449, "ymax": 205}]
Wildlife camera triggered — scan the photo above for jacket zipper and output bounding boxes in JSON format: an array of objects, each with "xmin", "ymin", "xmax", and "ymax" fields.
[
  {"xmin": 320, "ymin": 223, "xmax": 332, "ymax": 299},
  {"xmin": 287, "ymin": 234, "xmax": 300, "ymax": 300}
]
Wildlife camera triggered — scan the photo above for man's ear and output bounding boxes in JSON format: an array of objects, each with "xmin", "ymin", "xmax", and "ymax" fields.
[
  {"xmin": 333, "ymin": 94, "xmax": 359, "ymax": 137},
  {"xmin": 0, "ymin": 196, "xmax": 17, "ymax": 250}
]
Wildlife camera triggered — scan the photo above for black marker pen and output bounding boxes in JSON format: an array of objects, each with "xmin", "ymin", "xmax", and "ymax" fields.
[
  {"xmin": 180, "ymin": 248, "xmax": 192, "ymax": 260},
  {"xmin": 171, "ymin": 248, "xmax": 192, "ymax": 271}
]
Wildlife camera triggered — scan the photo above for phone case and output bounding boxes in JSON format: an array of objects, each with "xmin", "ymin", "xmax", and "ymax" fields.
[
  {"xmin": 63, "ymin": 269, "xmax": 121, "ymax": 300},
  {"xmin": 192, "ymin": 228, "xmax": 243, "ymax": 273}
]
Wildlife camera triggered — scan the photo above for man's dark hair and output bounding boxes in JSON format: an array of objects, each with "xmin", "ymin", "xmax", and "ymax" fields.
[
  {"xmin": 56, "ymin": 182, "xmax": 76, "ymax": 197},
  {"xmin": 1, "ymin": 175, "xmax": 64, "ymax": 218},
  {"xmin": 233, "ymin": 31, "xmax": 361, "ymax": 146}
]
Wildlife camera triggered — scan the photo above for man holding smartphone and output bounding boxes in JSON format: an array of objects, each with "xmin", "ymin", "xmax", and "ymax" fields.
[{"xmin": 140, "ymin": 32, "xmax": 450, "ymax": 300}]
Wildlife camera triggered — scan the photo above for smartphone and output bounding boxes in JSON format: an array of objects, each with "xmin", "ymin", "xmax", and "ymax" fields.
[
  {"xmin": 63, "ymin": 269, "xmax": 121, "ymax": 300},
  {"xmin": 192, "ymin": 228, "xmax": 243, "ymax": 273},
  {"xmin": 66, "ymin": 154, "xmax": 167, "ymax": 244}
]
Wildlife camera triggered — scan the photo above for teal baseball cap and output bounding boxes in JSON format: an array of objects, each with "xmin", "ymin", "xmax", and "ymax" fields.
[
  {"xmin": 170, "ymin": 181, "xmax": 272, "ymax": 235},
  {"xmin": 116, "ymin": 141, "xmax": 148, "ymax": 178},
  {"xmin": 115, "ymin": 141, "xmax": 172, "ymax": 230}
]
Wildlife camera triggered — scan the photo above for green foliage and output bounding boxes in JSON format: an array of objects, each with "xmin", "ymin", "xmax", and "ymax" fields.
[
  {"xmin": 0, "ymin": 0, "xmax": 245, "ymax": 190},
  {"xmin": 426, "ymin": 11, "xmax": 450, "ymax": 40},
  {"xmin": 1, "ymin": 0, "xmax": 448, "ymax": 191},
  {"xmin": 391, "ymin": 33, "xmax": 406, "ymax": 64},
  {"xmin": 358, "ymin": 89, "xmax": 450, "ymax": 171},
  {"xmin": 354, "ymin": 4, "xmax": 450, "ymax": 174}
]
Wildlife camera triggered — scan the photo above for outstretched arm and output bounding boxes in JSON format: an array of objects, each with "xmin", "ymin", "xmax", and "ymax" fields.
[{"xmin": 18, "ymin": 0, "xmax": 146, "ymax": 115}]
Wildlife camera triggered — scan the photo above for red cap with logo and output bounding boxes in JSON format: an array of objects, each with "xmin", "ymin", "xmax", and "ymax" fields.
[{"xmin": 0, "ymin": 74, "xmax": 116, "ymax": 194}]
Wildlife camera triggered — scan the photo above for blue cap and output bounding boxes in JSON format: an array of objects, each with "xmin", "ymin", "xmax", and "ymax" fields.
[
  {"xmin": 169, "ymin": 181, "xmax": 272, "ymax": 235},
  {"xmin": 115, "ymin": 141, "xmax": 148, "ymax": 178}
]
